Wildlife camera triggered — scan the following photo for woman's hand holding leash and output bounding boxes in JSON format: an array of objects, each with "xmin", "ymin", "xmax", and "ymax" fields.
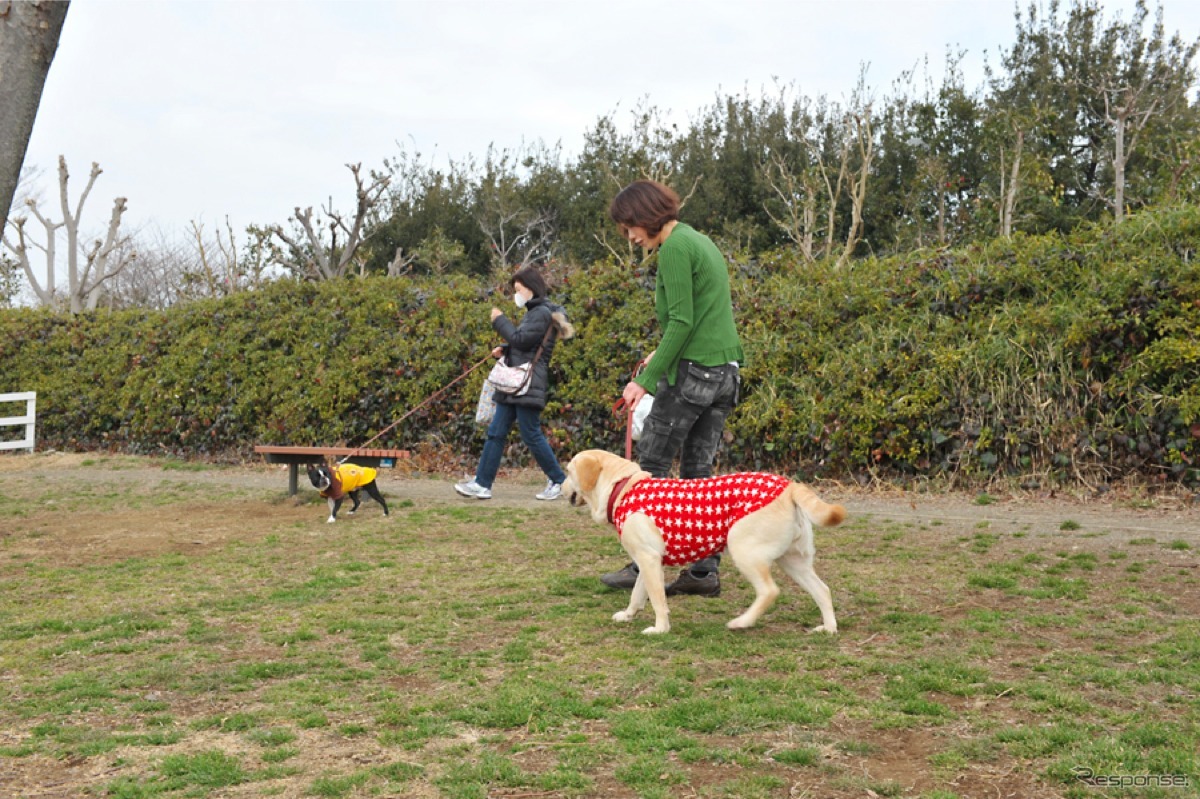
[
  {"xmin": 612, "ymin": 356, "xmax": 653, "ymax": 460},
  {"xmin": 624, "ymin": 354, "xmax": 653, "ymax": 405},
  {"xmin": 621, "ymin": 381, "xmax": 648, "ymax": 409},
  {"xmin": 612, "ymin": 356, "xmax": 651, "ymax": 416},
  {"xmin": 490, "ymin": 306, "xmax": 506, "ymax": 359}
]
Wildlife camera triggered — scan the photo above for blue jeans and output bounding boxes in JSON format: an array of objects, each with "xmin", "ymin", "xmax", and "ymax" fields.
[{"xmin": 475, "ymin": 402, "xmax": 566, "ymax": 489}]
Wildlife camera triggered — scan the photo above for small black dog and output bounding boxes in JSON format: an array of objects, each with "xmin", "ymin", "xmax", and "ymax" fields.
[{"xmin": 306, "ymin": 462, "xmax": 390, "ymax": 523}]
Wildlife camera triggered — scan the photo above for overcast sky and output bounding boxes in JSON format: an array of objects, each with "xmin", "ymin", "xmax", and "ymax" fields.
[{"xmin": 17, "ymin": 0, "xmax": 1200, "ymax": 243}]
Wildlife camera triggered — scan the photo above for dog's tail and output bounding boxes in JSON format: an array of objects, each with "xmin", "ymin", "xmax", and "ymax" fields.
[{"xmin": 787, "ymin": 482, "xmax": 846, "ymax": 528}]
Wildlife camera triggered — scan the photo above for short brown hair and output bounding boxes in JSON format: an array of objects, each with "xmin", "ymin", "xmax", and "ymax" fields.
[
  {"xmin": 511, "ymin": 266, "xmax": 548, "ymax": 299},
  {"xmin": 609, "ymin": 180, "xmax": 680, "ymax": 237}
]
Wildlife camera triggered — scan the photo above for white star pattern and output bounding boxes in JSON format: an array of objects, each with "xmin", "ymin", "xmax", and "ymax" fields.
[{"xmin": 614, "ymin": 473, "xmax": 792, "ymax": 566}]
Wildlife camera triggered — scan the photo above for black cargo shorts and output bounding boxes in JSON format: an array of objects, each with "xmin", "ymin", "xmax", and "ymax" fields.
[{"xmin": 636, "ymin": 359, "xmax": 739, "ymax": 480}]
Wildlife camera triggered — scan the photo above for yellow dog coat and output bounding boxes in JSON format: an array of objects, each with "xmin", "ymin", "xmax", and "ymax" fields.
[{"xmin": 319, "ymin": 464, "xmax": 378, "ymax": 500}]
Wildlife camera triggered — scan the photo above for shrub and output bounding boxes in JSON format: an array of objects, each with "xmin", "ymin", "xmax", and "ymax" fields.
[{"xmin": 1, "ymin": 205, "xmax": 1197, "ymax": 487}]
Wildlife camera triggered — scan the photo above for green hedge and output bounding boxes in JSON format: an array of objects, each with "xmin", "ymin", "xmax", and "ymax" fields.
[{"xmin": 2, "ymin": 205, "xmax": 1198, "ymax": 487}]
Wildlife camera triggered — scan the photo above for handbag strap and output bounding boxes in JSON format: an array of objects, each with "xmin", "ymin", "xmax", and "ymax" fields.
[
  {"xmin": 532, "ymin": 323, "xmax": 557, "ymax": 363},
  {"xmin": 496, "ymin": 322, "xmax": 557, "ymax": 394},
  {"xmin": 514, "ymin": 324, "xmax": 558, "ymax": 391}
]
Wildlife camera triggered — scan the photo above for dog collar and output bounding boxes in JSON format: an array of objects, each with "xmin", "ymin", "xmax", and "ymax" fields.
[
  {"xmin": 322, "ymin": 473, "xmax": 345, "ymax": 500},
  {"xmin": 606, "ymin": 476, "xmax": 632, "ymax": 525}
]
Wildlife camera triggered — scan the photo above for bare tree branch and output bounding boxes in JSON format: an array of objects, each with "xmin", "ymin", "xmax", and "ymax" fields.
[
  {"xmin": 762, "ymin": 149, "xmax": 818, "ymax": 261},
  {"xmin": 79, "ymin": 196, "xmax": 134, "ymax": 311},
  {"xmin": 216, "ymin": 216, "xmax": 244, "ymax": 289},
  {"xmin": 592, "ymin": 230, "xmax": 629, "ymax": 264},
  {"xmin": 190, "ymin": 220, "xmax": 218, "ymax": 296},
  {"xmin": 386, "ymin": 246, "xmax": 417, "ymax": 276},
  {"xmin": 267, "ymin": 163, "xmax": 390, "ymax": 280},
  {"xmin": 1, "ymin": 156, "xmax": 129, "ymax": 311},
  {"xmin": 2, "ymin": 217, "xmax": 49, "ymax": 303}
]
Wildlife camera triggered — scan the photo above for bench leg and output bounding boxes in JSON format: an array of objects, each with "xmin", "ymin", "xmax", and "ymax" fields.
[{"xmin": 288, "ymin": 464, "xmax": 299, "ymax": 496}]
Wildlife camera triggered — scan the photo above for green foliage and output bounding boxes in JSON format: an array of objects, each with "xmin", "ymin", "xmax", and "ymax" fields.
[
  {"xmin": 988, "ymin": 0, "xmax": 1200, "ymax": 227},
  {"xmin": 1, "ymin": 205, "xmax": 1198, "ymax": 487},
  {"xmin": 728, "ymin": 205, "xmax": 1200, "ymax": 484},
  {"xmin": 0, "ymin": 255, "xmax": 19, "ymax": 308},
  {"xmin": 0, "ymin": 275, "xmax": 498, "ymax": 458}
]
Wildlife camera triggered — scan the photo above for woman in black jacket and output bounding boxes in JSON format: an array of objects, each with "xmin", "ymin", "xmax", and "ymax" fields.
[{"xmin": 455, "ymin": 267, "xmax": 574, "ymax": 501}]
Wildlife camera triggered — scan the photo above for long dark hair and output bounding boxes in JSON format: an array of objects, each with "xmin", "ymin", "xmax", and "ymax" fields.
[{"xmin": 511, "ymin": 266, "xmax": 548, "ymax": 299}]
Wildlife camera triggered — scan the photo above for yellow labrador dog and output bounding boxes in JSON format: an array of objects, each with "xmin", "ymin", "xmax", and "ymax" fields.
[{"xmin": 563, "ymin": 449, "xmax": 845, "ymax": 635}]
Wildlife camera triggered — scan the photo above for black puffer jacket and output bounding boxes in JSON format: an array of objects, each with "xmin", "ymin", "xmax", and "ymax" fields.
[{"xmin": 492, "ymin": 297, "xmax": 575, "ymax": 410}]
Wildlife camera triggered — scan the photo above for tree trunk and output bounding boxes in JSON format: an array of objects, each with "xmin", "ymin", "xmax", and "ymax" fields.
[
  {"xmin": 838, "ymin": 110, "xmax": 874, "ymax": 269},
  {"xmin": 0, "ymin": 0, "xmax": 70, "ymax": 231},
  {"xmin": 1112, "ymin": 111, "xmax": 1126, "ymax": 224},
  {"xmin": 1001, "ymin": 130, "xmax": 1024, "ymax": 238},
  {"xmin": 937, "ymin": 188, "xmax": 946, "ymax": 245}
]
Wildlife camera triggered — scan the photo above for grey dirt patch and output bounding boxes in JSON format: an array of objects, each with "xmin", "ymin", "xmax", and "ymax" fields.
[{"xmin": 2, "ymin": 451, "xmax": 1196, "ymax": 557}]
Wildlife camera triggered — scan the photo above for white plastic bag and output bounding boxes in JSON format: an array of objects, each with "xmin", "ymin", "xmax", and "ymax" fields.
[
  {"xmin": 631, "ymin": 394, "xmax": 654, "ymax": 441},
  {"xmin": 476, "ymin": 380, "xmax": 497, "ymax": 425}
]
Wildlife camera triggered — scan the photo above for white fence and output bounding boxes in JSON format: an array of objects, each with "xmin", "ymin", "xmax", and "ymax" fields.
[{"xmin": 0, "ymin": 392, "xmax": 36, "ymax": 453}]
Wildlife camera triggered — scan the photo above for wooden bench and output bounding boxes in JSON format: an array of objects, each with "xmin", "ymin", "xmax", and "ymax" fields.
[{"xmin": 254, "ymin": 445, "xmax": 411, "ymax": 495}]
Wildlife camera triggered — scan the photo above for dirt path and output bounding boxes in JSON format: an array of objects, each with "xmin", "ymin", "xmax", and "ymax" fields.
[{"xmin": 1, "ymin": 451, "xmax": 1195, "ymax": 570}]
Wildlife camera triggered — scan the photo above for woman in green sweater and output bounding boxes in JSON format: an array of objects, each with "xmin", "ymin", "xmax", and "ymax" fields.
[{"xmin": 600, "ymin": 179, "xmax": 745, "ymax": 597}]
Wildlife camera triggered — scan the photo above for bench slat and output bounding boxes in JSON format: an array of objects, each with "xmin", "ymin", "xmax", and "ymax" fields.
[{"xmin": 254, "ymin": 445, "xmax": 410, "ymax": 457}]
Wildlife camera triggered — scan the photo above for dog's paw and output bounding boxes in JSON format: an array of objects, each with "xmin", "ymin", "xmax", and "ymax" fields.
[
  {"xmin": 326, "ymin": 517, "xmax": 337, "ymax": 524},
  {"xmin": 641, "ymin": 625, "xmax": 669, "ymax": 635},
  {"xmin": 612, "ymin": 610, "xmax": 635, "ymax": 623},
  {"xmin": 726, "ymin": 615, "xmax": 757, "ymax": 630},
  {"xmin": 808, "ymin": 624, "xmax": 837, "ymax": 635}
]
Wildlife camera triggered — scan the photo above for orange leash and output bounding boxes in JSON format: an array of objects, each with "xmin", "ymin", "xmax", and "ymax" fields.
[
  {"xmin": 339, "ymin": 355, "xmax": 491, "ymax": 463},
  {"xmin": 611, "ymin": 397, "xmax": 635, "ymax": 460},
  {"xmin": 611, "ymin": 358, "xmax": 648, "ymax": 460}
]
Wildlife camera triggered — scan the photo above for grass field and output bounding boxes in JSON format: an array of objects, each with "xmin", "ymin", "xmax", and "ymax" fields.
[{"xmin": 0, "ymin": 454, "xmax": 1197, "ymax": 798}]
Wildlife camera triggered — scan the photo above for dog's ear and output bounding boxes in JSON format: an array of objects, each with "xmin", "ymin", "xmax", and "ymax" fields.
[{"xmin": 574, "ymin": 452, "xmax": 602, "ymax": 493}]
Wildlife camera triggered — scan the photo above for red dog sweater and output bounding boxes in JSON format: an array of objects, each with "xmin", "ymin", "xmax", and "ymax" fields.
[{"xmin": 611, "ymin": 473, "xmax": 791, "ymax": 566}]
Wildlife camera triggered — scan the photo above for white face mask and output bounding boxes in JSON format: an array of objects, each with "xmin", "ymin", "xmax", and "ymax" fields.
[{"xmin": 514, "ymin": 292, "xmax": 528, "ymax": 308}]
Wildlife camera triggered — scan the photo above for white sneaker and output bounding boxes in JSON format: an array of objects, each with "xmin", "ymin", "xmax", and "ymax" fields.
[
  {"xmin": 454, "ymin": 479, "xmax": 492, "ymax": 500},
  {"xmin": 536, "ymin": 480, "xmax": 563, "ymax": 501}
]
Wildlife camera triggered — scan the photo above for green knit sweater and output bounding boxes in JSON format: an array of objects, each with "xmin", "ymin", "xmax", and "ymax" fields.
[{"xmin": 635, "ymin": 223, "xmax": 745, "ymax": 391}]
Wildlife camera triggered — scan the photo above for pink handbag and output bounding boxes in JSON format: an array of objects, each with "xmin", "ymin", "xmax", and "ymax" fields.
[
  {"xmin": 485, "ymin": 325, "xmax": 555, "ymax": 397},
  {"xmin": 485, "ymin": 357, "xmax": 534, "ymax": 396}
]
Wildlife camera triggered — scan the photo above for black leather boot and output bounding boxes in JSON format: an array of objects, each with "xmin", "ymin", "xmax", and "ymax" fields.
[{"xmin": 599, "ymin": 562, "xmax": 639, "ymax": 590}]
